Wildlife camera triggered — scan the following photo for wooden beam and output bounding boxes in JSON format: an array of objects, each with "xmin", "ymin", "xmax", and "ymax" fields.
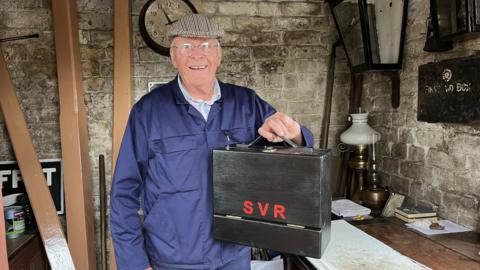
[
  {"xmin": 0, "ymin": 180, "xmax": 9, "ymax": 270},
  {"xmin": 109, "ymin": 1, "xmax": 133, "ymax": 269},
  {"xmin": 0, "ymin": 48, "xmax": 75, "ymax": 269},
  {"xmin": 51, "ymin": 0, "xmax": 97, "ymax": 269}
]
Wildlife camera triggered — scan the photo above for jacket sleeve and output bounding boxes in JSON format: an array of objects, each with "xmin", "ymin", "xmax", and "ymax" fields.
[
  {"xmin": 110, "ymin": 106, "xmax": 151, "ymax": 270},
  {"xmin": 254, "ymin": 94, "xmax": 314, "ymax": 147}
]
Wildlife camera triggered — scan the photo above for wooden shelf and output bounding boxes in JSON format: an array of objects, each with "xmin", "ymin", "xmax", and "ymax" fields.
[{"xmin": 7, "ymin": 232, "xmax": 49, "ymax": 270}]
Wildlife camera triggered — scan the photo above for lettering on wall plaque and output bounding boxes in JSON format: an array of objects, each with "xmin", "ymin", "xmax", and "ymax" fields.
[
  {"xmin": 1, "ymin": 159, "xmax": 64, "ymax": 214},
  {"xmin": 418, "ymin": 56, "xmax": 480, "ymax": 123}
]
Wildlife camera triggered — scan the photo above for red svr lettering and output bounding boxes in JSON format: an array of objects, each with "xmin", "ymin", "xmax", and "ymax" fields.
[
  {"xmin": 257, "ymin": 202, "xmax": 270, "ymax": 217},
  {"xmin": 274, "ymin": 204, "xmax": 286, "ymax": 220},
  {"xmin": 243, "ymin": 200, "xmax": 253, "ymax": 215}
]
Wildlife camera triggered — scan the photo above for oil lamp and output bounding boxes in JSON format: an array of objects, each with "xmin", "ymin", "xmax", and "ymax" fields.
[{"xmin": 340, "ymin": 112, "xmax": 379, "ymax": 204}]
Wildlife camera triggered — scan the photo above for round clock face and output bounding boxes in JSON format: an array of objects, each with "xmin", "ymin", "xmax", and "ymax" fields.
[{"xmin": 139, "ymin": 0, "xmax": 197, "ymax": 56}]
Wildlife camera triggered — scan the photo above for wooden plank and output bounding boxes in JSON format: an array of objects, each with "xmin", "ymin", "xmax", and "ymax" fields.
[
  {"xmin": 51, "ymin": 0, "xmax": 97, "ymax": 269},
  {"xmin": 110, "ymin": 1, "xmax": 133, "ymax": 269},
  {"xmin": 0, "ymin": 180, "xmax": 9, "ymax": 270},
  {"xmin": 0, "ymin": 48, "xmax": 75, "ymax": 269},
  {"xmin": 112, "ymin": 0, "xmax": 132, "ymax": 168}
]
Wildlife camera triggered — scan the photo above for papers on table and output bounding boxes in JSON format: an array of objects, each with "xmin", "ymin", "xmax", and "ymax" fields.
[
  {"xmin": 251, "ymin": 256, "xmax": 283, "ymax": 270},
  {"xmin": 406, "ymin": 219, "xmax": 471, "ymax": 235},
  {"xmin": 307, "ymin": 220, "xmax": 431, "ymax": 270},
  {"xmin": 331, "ymin": 199, "xmax": 371, "ymax": 217}
]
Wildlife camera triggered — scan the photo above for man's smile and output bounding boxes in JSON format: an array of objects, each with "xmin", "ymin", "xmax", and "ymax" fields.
[{"xmin": 189, "ymin": 65, "xmax": 208, "ymax": 70}]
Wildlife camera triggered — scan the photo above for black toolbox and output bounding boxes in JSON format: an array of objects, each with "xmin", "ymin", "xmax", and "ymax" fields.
[{"xmin": 213, "ymin": 145, "xmax": 331, "ymax": 258}]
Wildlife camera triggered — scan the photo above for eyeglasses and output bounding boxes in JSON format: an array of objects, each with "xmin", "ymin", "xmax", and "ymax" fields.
[{"xmin": 171, "ymin": 42, "xmax": 220, "ymax": 56}]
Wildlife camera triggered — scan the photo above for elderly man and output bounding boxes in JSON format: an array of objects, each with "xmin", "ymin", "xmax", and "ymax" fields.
[{"xmin": 110, "ymin": 14, "xmax": 313, "ymax": 270}]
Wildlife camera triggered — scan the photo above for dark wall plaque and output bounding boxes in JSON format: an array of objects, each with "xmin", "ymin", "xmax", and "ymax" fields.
[
  {"xmin": 418, "ymin": 56, "xmax": 480, "ymax": 123},
  {"xmin": 1, "ymin": 159, "xmax": 64, "ymax": 214}
]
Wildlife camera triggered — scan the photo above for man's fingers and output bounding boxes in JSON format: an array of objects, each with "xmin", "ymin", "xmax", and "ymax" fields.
[
  {"xmin": 258, "ymin": 112, "xmax": 301, "ymax": 143},
  {"xmin": 267, "ymin": 117, "xmax": 289, "ymax": 137},
  {"xmin": 258, "ymin": 126, "xmax": 282, "ymax": 142},
  {"xmin": 260, "ymin": 115, "xmax": 290, "ymax": 142}
]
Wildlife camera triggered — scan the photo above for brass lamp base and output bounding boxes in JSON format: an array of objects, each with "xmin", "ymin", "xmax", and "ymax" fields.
[
  {"xmin": 348, "ymin": 145, "xmax": 368, "ymax": 204},
  {"xmin": 362, "ymin": 162, "xmax": 389, "ymax": 211},
  {"xmin": 362, "ymin": 187, "xmax": 389, "ymax": 211}
]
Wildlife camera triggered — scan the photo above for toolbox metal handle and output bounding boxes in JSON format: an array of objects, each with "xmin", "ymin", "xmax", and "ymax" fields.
[{"xmin": 247, "ymin": 135, "xmax": 299, "ymax": 148}]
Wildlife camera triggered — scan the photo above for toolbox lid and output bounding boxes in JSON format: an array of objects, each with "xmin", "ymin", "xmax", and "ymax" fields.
[
  {"xmin": 213, "ymin": 146, "xmax": 331, "ymax": 228},
  {"xmin": 216, "ymin": 145, "xmax": 330, "ymax": 157}
]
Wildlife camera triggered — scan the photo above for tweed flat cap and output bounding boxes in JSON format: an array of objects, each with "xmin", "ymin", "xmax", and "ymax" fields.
[{"xmin": 168, "ymin": 14, "xmax": 224, "ymax": 41}]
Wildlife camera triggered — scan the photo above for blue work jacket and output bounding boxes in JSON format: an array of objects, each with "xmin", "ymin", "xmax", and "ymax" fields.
[{"xmin": 110, "ymin": 78, "xmax": 314, "ymax": 270}]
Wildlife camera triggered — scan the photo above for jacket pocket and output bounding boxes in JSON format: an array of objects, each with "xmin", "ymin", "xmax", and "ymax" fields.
[
  {"xmin": 143, "ymin": 194, "xmax": 179, "ymax": 261},
  {"xmin": 149, "ymin": 134, "xmax": 204, "ymax": 192},
  {"xmin": 152, "ymin": 134, "xmax": 204, "ymax": 153},
  {"xmin": 143, "ymin": 189, "xmax": 206, "ymax": 265}
]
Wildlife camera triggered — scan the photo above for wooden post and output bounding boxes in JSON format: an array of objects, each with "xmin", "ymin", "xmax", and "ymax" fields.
[
  {"xmin": 0, "ymin": 48, "xmax": 75, "ymax": 269},
  {"xmin": 109, "ymin": 1, "xmax": 133, "ymax": 269},
  {"xmin": 51, "ymin": 0, "xmax": 97, "ymax": 269},
  {"xmin": 0, "ymin": 179, "xmax": 9, "ymax": 270}
]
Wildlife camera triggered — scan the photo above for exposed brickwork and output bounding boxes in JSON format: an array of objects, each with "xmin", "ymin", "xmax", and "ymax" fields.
[
  {"xmin": 3, "ymin": 1, "xmax": 476, "ymax": 266},
  {"xmin": 0, "ymin": 0, "xmax": 347, "ymax": 266},
  {"xmin": 360, "ymin": 2, "xmax": 480, "ymax": 230}
]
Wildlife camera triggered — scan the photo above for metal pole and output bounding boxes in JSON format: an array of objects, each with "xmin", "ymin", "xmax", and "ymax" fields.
[
  {"xmin": 99, "ymin": 155, "xmax": 107, "ymax": 270},
  {"xmin": 319, "ymin": 40, "xmax": 340, "ymax": 149}
]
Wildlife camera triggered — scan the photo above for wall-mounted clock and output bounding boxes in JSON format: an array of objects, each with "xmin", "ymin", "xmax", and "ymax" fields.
[{"xmin": 139, "ymin": 0, "xmax": 197, "ymax": 57}]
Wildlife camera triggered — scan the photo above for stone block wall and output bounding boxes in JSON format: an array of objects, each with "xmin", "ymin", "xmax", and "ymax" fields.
[
  {"xmin": 130, "ymin": 0, "xmax": 348, "ymax": 150},
  {"xmin": 1, "ymin": 1, "xmax": 479, "ymax": 267},
  {"xmin": 0, "ymin": 0, "xmax": 349, "ymax": 267},
  {"xmin": 359, "ymin": 1, "xmax": 479, "ymax": 230}
]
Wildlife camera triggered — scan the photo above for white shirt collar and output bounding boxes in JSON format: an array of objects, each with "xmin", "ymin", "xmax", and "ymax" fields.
[{"xmin": 177, "ymin": 76, "xmax": 221, "ymax": 105}]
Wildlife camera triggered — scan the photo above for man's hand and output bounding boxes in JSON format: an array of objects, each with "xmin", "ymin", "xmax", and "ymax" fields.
[
  {"xmin": 258, "ymin": 112, "xmax": 304, "ymax": 145},
  {"xmin": 146, "ymin": 267, "xmax": 153, "ymax": 270}
]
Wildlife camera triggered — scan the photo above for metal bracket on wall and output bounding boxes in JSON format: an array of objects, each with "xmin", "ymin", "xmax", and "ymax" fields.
[
  {"xmin": 0, "ymin": 33, "xmax": 39, "ymax": 43},
  {"xmin": 350, "ymin": 73, "xmax": 363, "ymax": 112},
  {"xmin": 383, "ymin": 71, "xmax": 400, "ymax": 109}
]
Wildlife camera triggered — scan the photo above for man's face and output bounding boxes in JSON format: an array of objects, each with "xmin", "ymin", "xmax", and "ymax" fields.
[{"xmin": 170, "ymin": 37, "xmax": 222, "ymax": 88}]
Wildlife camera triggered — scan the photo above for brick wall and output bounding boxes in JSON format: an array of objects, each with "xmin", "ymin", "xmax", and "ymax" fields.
[
  {"xmin": 0, "ymin": 0, "xmax": 348, "ymax": 266},
  {"xmin": 2, "ymin": 0, "xmax": 476, "ymax": 265},
  {"xmin": 130, "ymin": 0, "xmax": 347, "ymax": 150},
  {"xmin": 359, "ymin": 1, "xmax": 479, "ymax": 230},
  {"xmin": 0, "ymin": 0, "xmax": 480, "ymax": 262}
]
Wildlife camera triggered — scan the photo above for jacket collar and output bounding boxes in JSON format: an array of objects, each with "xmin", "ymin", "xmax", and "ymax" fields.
[{"xmin": 172, "ymin": 74, "xmax": 224, "ymax": 105}]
